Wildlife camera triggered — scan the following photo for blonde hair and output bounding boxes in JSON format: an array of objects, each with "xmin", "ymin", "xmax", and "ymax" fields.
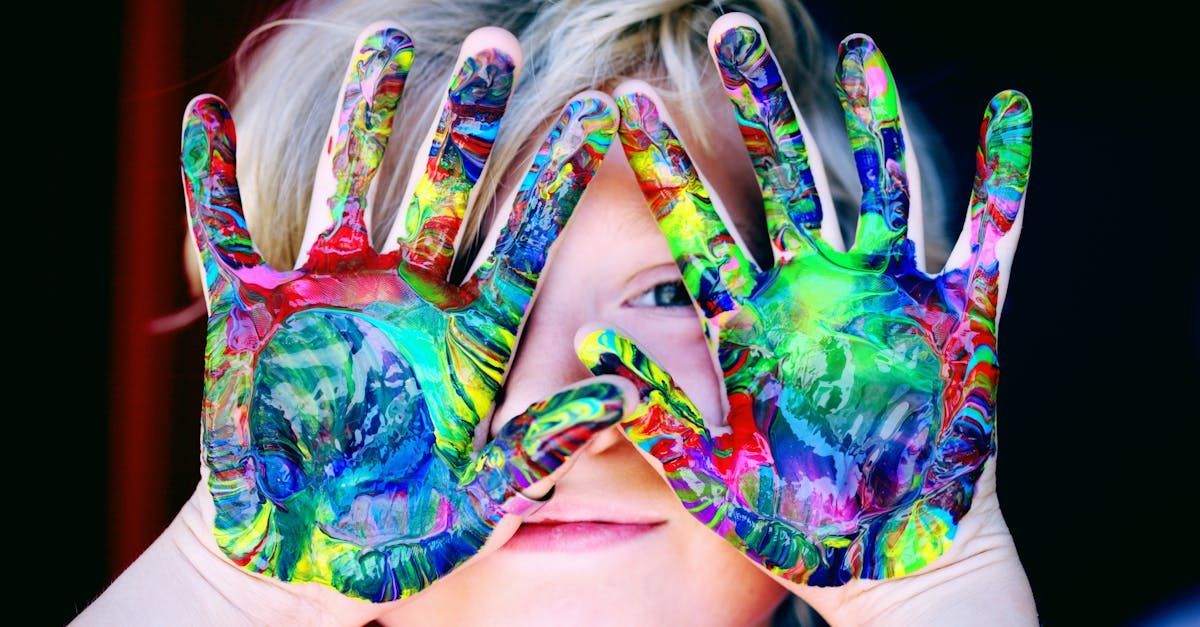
[{"xmin": 227, "ymin": 0, "xmax": 950, "ymax": 280}]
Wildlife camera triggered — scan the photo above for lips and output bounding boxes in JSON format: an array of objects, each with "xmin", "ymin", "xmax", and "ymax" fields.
[
  {"xmin": 502, "ymin": 520, "xmax": 667, "ymax": 552},
  {"xmin": 501, "ymin": 496, "xmax": 669, "ymax": 552}
]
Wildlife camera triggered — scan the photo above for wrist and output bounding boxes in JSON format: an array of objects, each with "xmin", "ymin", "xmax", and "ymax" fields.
[
  {"xmin": 784, "ymin": 457, "xmax": 1039, "ymax": 626},
  {"xmin": 791, "ymin": 533, "xmax": 1036, "ymax": 626},
  {"xmin": 75, "ymin": 481, "xmax": 383, "ymax": 626}
]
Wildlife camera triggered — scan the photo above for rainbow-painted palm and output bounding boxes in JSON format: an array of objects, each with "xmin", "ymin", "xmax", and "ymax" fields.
[
  {"xmin": 181, "ymin": 25, "xmax": 621, "ymax": 602},
  {"xmin": 578, "ymin": 27, "xmax": 1032, "ymax": 585}
]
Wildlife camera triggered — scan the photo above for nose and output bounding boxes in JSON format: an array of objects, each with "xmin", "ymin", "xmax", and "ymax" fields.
[
  {"xmin": 481, "ymin": 139, "xmax": 645, "ymax": 459},
  {"xmin": 487, "ymin": 286, "xmax": 627, "ymax": 456}
]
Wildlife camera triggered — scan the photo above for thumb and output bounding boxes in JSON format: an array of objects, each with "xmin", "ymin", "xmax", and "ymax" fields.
[
  {"xmin": 468, "ymin": 377, "xmax": 632, "ymax": 513},
  {"xmin": 573, "ymin": 324, "xmax": 715, "ymax": 476}
]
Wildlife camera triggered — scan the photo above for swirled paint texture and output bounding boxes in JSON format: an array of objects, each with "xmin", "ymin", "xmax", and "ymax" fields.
[
  {"xmin": 580, "ymin": 28, "xmax": 1032, "ymax": 585},
  {"xmin": 181, "ymin": 25, "xmax": 622, "ymax": 601}
]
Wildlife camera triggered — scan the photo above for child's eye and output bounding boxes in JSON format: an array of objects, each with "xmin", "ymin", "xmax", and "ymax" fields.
[{"xmin": 626, "ymin": 280, "xmax": 692, "ymax": 308}]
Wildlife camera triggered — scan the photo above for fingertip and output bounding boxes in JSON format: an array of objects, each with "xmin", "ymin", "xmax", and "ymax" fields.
[
  {"xmin": 181, "ymin": 94, "xmax": 228, "ymax": 141},
  {"xmin": 994, "ymin": 88, "xmax": 1032, "ymax": 111},
  {"xmin": 183, "ymin": 93, "xmax": 224, "ymax": 119},
  {"xmin": 180, "ymin": 96, "xmax": 231, "ymax": 173},
  {"xmin": 445, "ymin": 28, "xmax": 521, "ymax": 104},
  {"xmin": 589, "ymin": 373, "xmax": 643, "ymax": 418},
  {"xmin": 983, "ymin": 92, "xmax": 1034, "ymax": 185},
  {"xmin": 573, "ymin": 322, "xmax": 639, "ymax": 364},
  {"xmin": 570, "ymin": 88, "xmax": 617, "ymax": 111},
  {"xmin": 546, "ymin": 92, "xmax": 620, "ymax": 161},
  {"xmin": 987, "ymin": 90, "xmax": 1033, "ymax": 128},
  {"xmin": 837, "ymin": 34, "xmax": 884, "ymax": 78},
  {"xmin": 708, "ymin": 11, "xmax": 764, "ymax": 51},
  {"xmin": 610, "ymin": 81, "xmax": 676, "ymax": 128},
  {"xmin": 839, "ymin": 32, "xmax": 877, "ymax": 51},
  {"xmin": 610, "ymin": 78, "xmax": 656, "ymax": 102},
  {"xmin": 573, "ymin": 325, "xmax": 614, "ymax": 369},
  {"xmin": 572, "ymin": 323, "xmax": 606, "ymax": 352},
  {"xmin": 564, "ymin": 90, "xmax": 619, "ymax": 140},
  {"xmin": 352, "ymin": 22, "xmax": 417, "ymax": 76},
  {"xmin": 461, "ymin": 25, "xmax": 523, "ymax": 70}
]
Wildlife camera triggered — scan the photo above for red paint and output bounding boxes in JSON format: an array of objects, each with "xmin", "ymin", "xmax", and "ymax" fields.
[{"xmin": 712, "ymin": 392, "xmax": 773, "ymax": 479}]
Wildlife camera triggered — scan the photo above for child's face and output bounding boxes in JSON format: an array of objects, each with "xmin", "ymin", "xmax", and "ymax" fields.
[{"xmin": 377, "ymin": 83, "xmax": 789, "ymax": 625}]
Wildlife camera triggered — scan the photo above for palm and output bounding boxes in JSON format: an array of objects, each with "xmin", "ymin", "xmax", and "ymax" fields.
[
  {"xmin": 182, "ymin": 25, "xmax": 621, "ymax": 602},
  {"xmin": 580, "ymin": 24, "xmax": 1031, "ymax": 585},
  {"xmin": 724, "ymin": 246, "xmax": 946, "ymax": 522}
]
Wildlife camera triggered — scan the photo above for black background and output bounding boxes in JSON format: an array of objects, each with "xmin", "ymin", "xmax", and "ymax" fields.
[{"xmin": 31, "ymin": 2, "xmax": 1183, "ymax": 625}]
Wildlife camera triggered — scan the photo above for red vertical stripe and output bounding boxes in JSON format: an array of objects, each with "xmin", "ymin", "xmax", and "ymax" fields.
[{"xmin": 110, "ymin": 0, "xmax": 183, "ymax": 574}]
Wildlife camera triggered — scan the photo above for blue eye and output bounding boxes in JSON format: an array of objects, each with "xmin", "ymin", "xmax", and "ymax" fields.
[{"xmin": 627, "ymin": 280, "xmax": 692, "ymax": 308}]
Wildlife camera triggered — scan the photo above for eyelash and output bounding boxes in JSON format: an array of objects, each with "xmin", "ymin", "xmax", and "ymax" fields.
[{"xmin": 626, "ymin": 280, "xmax": 692, "ymax": 308}]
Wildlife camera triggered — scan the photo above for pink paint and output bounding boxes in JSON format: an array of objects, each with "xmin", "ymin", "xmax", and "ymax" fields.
[{"xmin": 866, "ymin": 65, "xmax": 889, "ymax": 96}]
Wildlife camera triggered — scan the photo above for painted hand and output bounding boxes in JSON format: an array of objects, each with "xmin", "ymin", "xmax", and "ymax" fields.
[
  {"xmin": 577, "ymin": 19, "xmax": 1032, "ymax": 585},
  {"xmin": 181, "ymin": 23, "xmax": 623, "ymax": 602}
]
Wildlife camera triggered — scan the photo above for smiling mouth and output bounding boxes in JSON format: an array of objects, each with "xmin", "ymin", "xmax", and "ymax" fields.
[{"xmin": 501, "ymin": 520, "xmax": 668, "ymax": 552}]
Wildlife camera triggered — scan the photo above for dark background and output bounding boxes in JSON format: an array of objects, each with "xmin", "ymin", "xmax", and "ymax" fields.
[{"xmin": 33, "ymin": 2, "xmax": 1182, "ymax": 625}]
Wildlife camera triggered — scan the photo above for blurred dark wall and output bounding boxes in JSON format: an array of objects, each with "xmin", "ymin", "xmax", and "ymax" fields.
[{"xmin": 39, "ymin": 2, "xmax": 1178, "ymax": 624}]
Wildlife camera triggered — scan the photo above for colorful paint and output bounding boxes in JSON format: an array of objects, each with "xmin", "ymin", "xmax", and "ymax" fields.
[
  {"xmin": 581, "ymin": 27, "xmax": 1032, "ymax": 585},
  {"xmin": 181, "ymin": 25, "xmax": 622, "ymax": 601}
]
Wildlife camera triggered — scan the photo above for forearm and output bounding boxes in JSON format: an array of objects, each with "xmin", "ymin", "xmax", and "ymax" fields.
[{"xmin": 73, "ymin": 484, "xmax": 368, "ymax": 626}]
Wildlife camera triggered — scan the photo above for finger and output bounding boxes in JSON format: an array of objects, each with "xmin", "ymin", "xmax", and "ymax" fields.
[
  {"xmin": 934, "ymin": 90, "xmax": 1031, "ymax": 484},
  {"xmin": 573, "ymin": 325, "xmax": 729, "ymax": 506},
  {"xmin": 179, "ymin": 94, "xmax": 268, "ymax": 310},
  {"xmin": 467, "ymin": 378, "xmax": 629, "ymax": 510},
  {"xmin": 613, "ymin": 83, "xmax": 759, "ymax": 321},
  {"xmin": 836, "ymin": 33, "xmax": 914, "ymax": 265},
  {"xmin": 456, "ymin": 92, "xmax": 618, "ymax": 321},
  {"xmin": 941, "ymin": 90, "xmax": 1033, "ymax": 318},
  {"xmin": 382, "ymin": 27, "xmax": 521, "ymax": 305},
  {"xmin": 708, "ymin": 14, "xmax": 843, "ymax": 257},
  {"xmin": 295, "ymin": 23, "xmax": 414, "ymax": 271}
]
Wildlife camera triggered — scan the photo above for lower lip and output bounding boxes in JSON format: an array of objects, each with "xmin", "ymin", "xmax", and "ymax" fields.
[{"xmin": 501, "ymin": 521, "xmax": 666, "ymax": 552}]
